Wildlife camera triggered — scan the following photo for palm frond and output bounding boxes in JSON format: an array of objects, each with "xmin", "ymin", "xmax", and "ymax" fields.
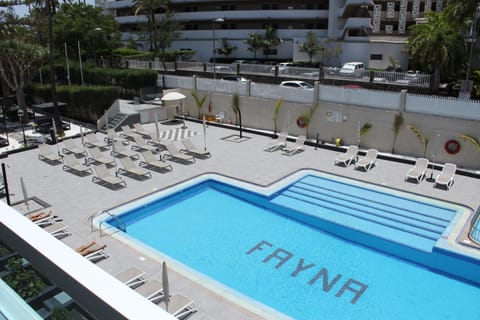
[
  {"xmin": 273, "ymin": 98, "xmax": 283, "ymax": 121},
  {"xmin": 407, "ymin": 125, "xmax": 425, "ymax": 145},
  {"xmin": 360, "ymin": 123, "xmax": 372, "ymax": 137},
  {"xmin": 459, "ymin": 134, "xmax": 480, "ymax": 152}
]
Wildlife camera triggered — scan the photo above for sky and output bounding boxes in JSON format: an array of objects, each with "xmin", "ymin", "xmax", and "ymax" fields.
[{"xmin": 11, "ymin": 1, "xmax": 96, "ymax": 17}]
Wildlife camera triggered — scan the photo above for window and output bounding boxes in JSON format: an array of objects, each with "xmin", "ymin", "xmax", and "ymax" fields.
[{"xmin": 370, "ymin": 54, "xmax": 383, "ymax": 60}]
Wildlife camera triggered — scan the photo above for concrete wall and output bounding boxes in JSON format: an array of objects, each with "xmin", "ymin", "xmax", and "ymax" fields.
[{"xmin": 178, "ymin": 88, "xmax": 480, "ymax": 170}]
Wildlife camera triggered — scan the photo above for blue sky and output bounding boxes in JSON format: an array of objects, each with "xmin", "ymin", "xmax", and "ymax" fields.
[{"xmin": 12, "ymin": 1, "xmax": 96, "ymax": 17}]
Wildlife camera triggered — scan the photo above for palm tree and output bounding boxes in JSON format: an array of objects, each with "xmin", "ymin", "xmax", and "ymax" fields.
[
  {"xmin": 191, "ymin": 91, "xmax": 207, "ymax": 119},
  {"xmin": 298, "ymin": 102, "xmax": 319, "ymax": 137},
  {"xmin": 298, "ymin": 31, "xmax": 323, "ymax": 64},
  {"xmin": 231, "ymin": 93, "xmax": 243, "ymax": 138},
  {"xmin": 358, "ymin": 122, "xmax": 372, "ymax": 146},
  {"xmin": 407, "ymin": 11, "xmax": 467, "ymax": 91},
  {"xmin": 459, "ymin": 134, "xmax": 480, "ymax": 151},
  {"xmin": 408, "ymin": 125, "xmax": 430, "ymax": 157},
  {"xmin": 244, "ymin": 33, "xmax": 264, "ymax": 61},
  {"xmin": 134, "ymin": 0, "xmax": 170, "ymax": 51},
  {"xmin": 272, "ymin": 98, "xmax": 283, "ymax": 134},
  {"xmin": 262, "ymin": 25, "xmax": 282, "ymax": 61},
  {"xmin": 216, "ymin": 38, "xmax": 237, "ymax": 61},
  {"xmin": 391, "ymin": 112, "xmax": 404, "ymax": 154}
]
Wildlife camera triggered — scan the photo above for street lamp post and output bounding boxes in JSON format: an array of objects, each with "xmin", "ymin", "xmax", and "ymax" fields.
[
  {"xmin": 92, "ymin": 27, "xmax": 102, "ymax": 67},
  {"xmin": 17, "ymin": 109, "xmax": 26, "ymax": 146},
  {"xmin": 212, "ymin": 18, "xmax": 224, "ymax": 82}
]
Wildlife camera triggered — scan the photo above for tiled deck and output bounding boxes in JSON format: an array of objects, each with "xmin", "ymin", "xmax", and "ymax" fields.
[{"xmin": 2, "ymin": 120, "xmax": 480, "ymax": 319}]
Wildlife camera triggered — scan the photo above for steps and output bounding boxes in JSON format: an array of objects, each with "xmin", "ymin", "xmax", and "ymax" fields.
[
  {"xmin": 101, "ymin": 113, "xmax": 128, "ymax": 131},
  {"xmin": 270, "ymin": 175, "xmax": 457, "ymax": 252}
]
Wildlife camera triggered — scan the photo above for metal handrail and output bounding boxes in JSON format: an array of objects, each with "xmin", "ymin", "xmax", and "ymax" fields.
[{"xmin": 88, "ymin": 209, "xmax": 126, "ymax": 237}]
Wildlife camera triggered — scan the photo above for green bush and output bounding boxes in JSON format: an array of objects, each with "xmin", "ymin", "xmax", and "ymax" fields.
[{"xmin": 3, "ymin": 257, "xmax": 47, "ymax": 299}]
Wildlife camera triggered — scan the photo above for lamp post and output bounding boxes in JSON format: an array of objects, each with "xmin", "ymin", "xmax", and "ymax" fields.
[
  {"xmin": 212, "ymin": 18, "xmax": 224, "ymax": 82},
  {"xmin": 17, "ymin": 109, "xmax": 26, "ymax": 146},
  {"xmin": 92, "ymin": 27, "xmax": 102, "ymax": 66}
]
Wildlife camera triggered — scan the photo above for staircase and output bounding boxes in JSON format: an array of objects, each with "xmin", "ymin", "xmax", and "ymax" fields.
[
  {"xmin": 270, "ymin": 175, "xmax": 456, "ymax": 252},
  {"xmin": 100, "ymin": 113, "xmax": 129, "ymax": 131}
]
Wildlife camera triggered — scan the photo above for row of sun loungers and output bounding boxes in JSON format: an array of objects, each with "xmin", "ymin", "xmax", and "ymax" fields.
[
  {"xmin": 264, "ymin": 132, "xmax": 306, "ymax": 156},
  {"xmin": 405, "ymin": 158, "xmax": 456, "ymax": 190}
]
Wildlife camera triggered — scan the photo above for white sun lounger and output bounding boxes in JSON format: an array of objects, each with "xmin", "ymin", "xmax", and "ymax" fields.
[
  {"xmin": 62, "ymin": 139, "xmax": 87, "ymax": 157},
  {"xmin": 163, "ymin": 142, "xmax": 196, "ymax": 163},
  {"xmin": 435, "ymin": 163, "xmax": 456, "ymax": 190},
  {"xmin": 119, "ymin": 125, "xmax": 139, "ymax": 140},
  {"xmin": 92, "ymin": 164, "xmax": 127, "ymax": 189},
  {"xmin": 133, "ymin": 123, "xmax": 153, "ymax": 138},
  {"xmin": 265, "ymin": 131, "xmax": 288, "ymax": 152},
  {"xmin": 134, "ymin": 280, "xmax": 164, "ymax": 304},
  {"xmin": 180, "ymin": 139, "xmax": 211, "ymax": 158},
  {"xmin": 76, "ymin": 241, "xmax": 109, "ymax": 262},
  {"xmin": 27, "ymin": 211, "xmax": 62, "ymax": 226},
  {"xmin": 43, "ymin": 222, "xmax": 71, "ymax": 239},
  {"xmin": 139, "ymin": 151, "xmax": 173, "ymax": 171},
  {"xmin": 283, "ymin": 135, "xmax": 306, "ymax": 156},
  {"xmin": 87, "ymin": 147, "xmax": 116, "ymax": 166},
  {"xmin": 131, "ymin": 136, "xmax": 159, "ymax": 152},
  {"xmin": 161, "ymin": 294, "xmax": 197, "ymax": 318},
  {"xmin": 405, "ymin": 158, "xmax": 429, "ymax": 183},
  {"xmin": 335, "ymin": 145, "xmax": 358, "ymax": 167},
  {"xmin": 118, "ymin": 157, "xmax": 152, "ymax": 178},
  {"xmin": 38, "ymin": 144, "xmax": 63, "ymax": 163},
  {"xmin": 62, "ymin": 154, "xmax": 93, "ymax": 175},
  {"xmin": 114, "ymin": 267, "xmax": 147, "ymax": 288},
  {"xmin": 84, "ymin": 133, "xmax": 109, "ymax": 149},
  {"xmin": 105, "ymin": 128, "xmax": 128, "ymax": 144},
  {"xmin": 355, "ymin": 149, "xmax": 378, "ymax": 171},
  {"xmin": 111, "ymin": 141, "xmax": 139, "ymax": 159}
]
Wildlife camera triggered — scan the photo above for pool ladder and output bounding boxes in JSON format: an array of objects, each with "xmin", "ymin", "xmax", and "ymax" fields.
[{"xmin": 88, "ymin": 210, "xmax": 127, "ymax": 237}]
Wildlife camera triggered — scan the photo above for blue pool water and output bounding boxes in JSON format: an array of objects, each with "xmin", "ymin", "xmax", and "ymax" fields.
[{"xmin": 109, "ymin": 174, "xmax": 480, "ymax": 320}]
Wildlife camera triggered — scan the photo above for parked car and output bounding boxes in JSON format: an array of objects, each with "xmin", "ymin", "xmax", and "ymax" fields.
[
  {"xmin": 339, "ymin": 62, "xmax": 365, "ymax": 77},
  {"xmin": 279, "ymin": 81, "xmax": 314, "ymax": 89},
  {"xmin": 222, "ymin": 76, "xmax": 250, "ymax": 82},
  {"xmin": 271, "ymin": 62, "xmax": 295, "ymax": 74}
]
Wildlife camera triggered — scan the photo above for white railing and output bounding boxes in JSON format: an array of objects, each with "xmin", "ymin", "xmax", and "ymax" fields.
[
  {"xmin": 319, "ymin": 85, "xmax": 401, "ymax": 110},
  {"xmin": 406, "ymin": 94, "xmax": 480, "ymax": 120}
]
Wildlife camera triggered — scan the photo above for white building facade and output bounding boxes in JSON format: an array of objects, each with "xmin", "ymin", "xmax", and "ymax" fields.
[{"xmin": 99, "ymin": 0, "xmax": 445, "ymax": 69}]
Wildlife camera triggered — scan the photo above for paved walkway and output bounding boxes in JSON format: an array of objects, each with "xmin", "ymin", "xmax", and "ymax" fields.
[{"xmin": 2, "ymin": 120, "xmax": 480, "ymax": 319}]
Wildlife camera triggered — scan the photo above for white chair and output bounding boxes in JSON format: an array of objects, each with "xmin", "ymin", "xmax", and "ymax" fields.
[
  {"xmin": 215, "ymin": 111, "xmax": 225, "ymax": 123},
  {"xmin": 62, "ymin": 154, "xmax": 93, "ymax": 175},
  {"xmin": 265, "ymin": 132, "xmax": 288, "ymax": 152},
  {"xmin": 42, "ymin": 222, "xmax": 71, "ymax": 239},
  {"xmin": 62, "ymin": 139, "xmax": 87, "ymax": 157},
  {"xmin": 355, "ymin": 149, "xmax": 378, "ymax": 171},
  {"xmin": 84, "ymin": 133, "xmax": 109, "ymax": 149},
  {"xmin": 139, "ymin": 151, "xmax": 173, "ymax": 171},
  {"xmin": 435, "ymin": 163, "xmax": 456, "ymax": 190},
  {"xmin": 114, "ymin": 267, "xmax": 146, "ymax": 288},
  {"xmin": 181, "ymin": 139, "xmax": 211, "ymax": 158},
  {"xmin": 134, "ymin": 280, "xmax": 164, "ymax": 304},
  {"xmin": 164, "ymin": 142, "xmax": 196, "ymax": 163},
  {"xmin": 91, "ymin": 164, "xmax": 127, "ymax": 189},
  {"xmin": 87, "ymin": 147, "xmax": 116, "ymax": 166},
  {"xmin": 161, "ymin": 294, "xmax": 197, "ymax": 318},
  {"xmin": 405, "ymin": 158, "xmax": 429, "ymax": 183},
  {"xmin": 335, "ymin": 145, "xmax": 359, "ymax": 167},
  {"xmin": 118, "ymin": 157, "xmax": 152, "ymax": 179},
  {"xmin": 111, "ymin": 141, "xmax": 139, "ymax": 159},
  {"xmin": 38, "ymin": 144, "xmax": 63, "ymax": 163},
  {"xmin": 283, "ymin": 135, "xmax": 306, "ymax": 156}
]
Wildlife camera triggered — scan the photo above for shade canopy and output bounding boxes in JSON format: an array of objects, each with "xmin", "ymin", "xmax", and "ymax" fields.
[{"xmin": 161, "ymin": 92, "xmax": 186, "ymax": 101}]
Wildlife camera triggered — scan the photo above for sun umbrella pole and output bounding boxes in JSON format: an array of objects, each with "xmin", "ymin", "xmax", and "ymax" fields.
[
  {"xmin": 51, "ymin": 119, "xmax": 60, "ymax": 155},
  {"xmin": 20, "ymin": 177, "xmax": 30, "ymax": 213},
  {"xmin": 162, "ymin": 262, "xmax": 170, "ymax": 312}
]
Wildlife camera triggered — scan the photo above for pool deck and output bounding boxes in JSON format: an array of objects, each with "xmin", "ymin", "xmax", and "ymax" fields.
[{"xmin": 2, "ymin": 120, "xmax": 480, "ymax": 320}]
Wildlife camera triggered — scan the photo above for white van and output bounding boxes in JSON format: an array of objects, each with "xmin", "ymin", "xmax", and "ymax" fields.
[{"xmin": 339, "ymin": 62, "xmax": 365, "ymax": 77}]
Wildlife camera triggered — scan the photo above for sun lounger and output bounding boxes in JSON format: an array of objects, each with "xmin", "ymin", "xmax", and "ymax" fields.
[
  {"xmin": 163, "ymin": 142, "xmax": 196, "ymax": 163},
  {"xmin": 114, "ymin": 267, "xmax": 147, "ymax": 288},
  {"xmin": 104, "ymin": 128, "xmax": 128, "ymax": 144},
  {"xmin": 42, "ymin": 222, "xmax": 71, "ymax": 239},
  {"xmin": 283, "ymin": 135, "xmax": 306, "ymax": 156},
  {"xmin": 75, "ymin": 241, "xmax": 108, "ymax": 262},
  {"xmin": 405, "ymin": 158, "xmax": 429, "ymax": 183},
  {"xmin": 161, "ymin": 294, "xmax": 197, "ymax": 318},
  {"xmin": 149, "ymin": 136, "xmax": 170, "ymax": 150},
  {"xmin": 265, "ymin": 131, "xmax": 288, "ymax": 152},
  {"xmin": 134, "ymin": 280, "xmax": 164, "ymax": 304},
  {"xmin": 62, "ymin": 139, "xmax": 87, "ymax": 157},
  {"xmin": 139, "ymin": 151, "xmax": 173, "ymax": 171},
  {"xmin": 26, "ymin": 210, "xmax": 62, "ymax": 226},
  {"xmin": 92, "ymin": 164, "xmax": 127, "ymax": 189},
  {"xmin": 335, "ymin": 145, "xmax": 359, "ymax": 167},
  {"xmin": 118, "ymin": 157, "xmax": 152, "ymax": 178},
  {"xmin": 119, "ymin": 125, "xmax": 139, "ymax": 140},
  {"xmin": 131, "ymin": 136, "xmax": 159, "ymax": 152},
  {"xmin": 84, "ymin": 133, "xmax": 109, "ymax": 149},
  {"xmin": 87, "ymin": 147, "xmax": 116, "ymax": 166},
  {"xmin": 63, "ymin": 154, "xmax": 93, "ymax": 175},
  {"xmin": 435, "ymin": 163, "xmax": 456, "ymax": 190},
  {"xmin": 133, "ymin": 123, "xmax": 153, "ymax": 138},
  {"xmin": 38, "ymin": 144, "xmax": 63, "ymax": 163},
  {"xmin": 180, "ymin": 138, "xmax": 211, "ymax": 158},
  {"xmin": 111, "ymin": 141, "xmax": 139, "ymax": 159},
  {"xmin": 355, "ymin": 149, "xmax": 378, "ymax": 171}
]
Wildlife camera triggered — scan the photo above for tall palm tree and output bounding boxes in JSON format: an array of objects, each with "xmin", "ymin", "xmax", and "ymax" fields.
[
  {"xmin": 244, "ymin": 33, "xmax": 264, "ymax": 61},
  {"xmin": 262, "ymin": 25, "xmax": 282, "ymax": 62},
  {"xmin": 134, "ymin": 0, "xmax": 170, "ymax": 51},
  {"xmin": 391, "ymin": 112, "xmax": 404, "ymax": 154},
  {"xmin": 407, "ymin": 11, "xmax": 467, "ymax": 90}
]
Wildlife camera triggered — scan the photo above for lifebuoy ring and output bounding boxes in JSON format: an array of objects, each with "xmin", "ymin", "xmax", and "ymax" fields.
[
  {"xmin": 445, "ymin": 140, "xmax": 461, "ymax": 155},
  {"xmin": 296, "ymin": 116, "xmax": 306, "ymax": 128}
]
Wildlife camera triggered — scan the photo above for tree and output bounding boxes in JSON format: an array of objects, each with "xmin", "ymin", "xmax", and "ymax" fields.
[
  {"xmin": 408, "ymin": 125, "xmax": 430, "ymax": 157},
  {"xmin": 359, "ymin": 122, "xmax": 372, "ymax": 146},
  {"xmin": 191, "ymin": 91, "xmax": 207, "ymax": 119},
  {"xmin": 231, "ymin": 93, "xmax": 243, "ymax": 138},
  {"xmin": 319, "ymin": 39, "xmax": 342, "ymax": 66},
  {"xmin": 216, "ymin": 38, "xmax": 237, "ymax": 60},
  {"xmin": 155, "ymin": 10, "xmax": 181, "ymax": 70},
  {"xmin": 134, "ymin": 0, "xmax": 170, "ymax": 51},
  {"xmin": 391, "ymin": 112, "xmax": 404, "ymax": 154},
  {"xmin": 272, "ymin": 98, "xmax": 283, "ymax": 134},
  {"xmin": 244, "ymin": 33, "xmax": 264, "ymax": 61},
  {"xmin": 0, "ymin": 40, "xmax": 47, "ymax": 117},
  {"xmin": 298, "ymin": 31, "xmax": 322, "ymax": 64},
  {"xmin": 407, "ymin": 11, "xmax": 467, "ymax": 90},
  {"xmin": 53, "ymin": 3, "xmax": 120, "ymax": 63},
  {"xmin": 262, "ymin": 25, "xmax": 282, "ymax": 61},
  {"xmin": 298, "ymin": 102, "xmax": 319, "ymax": 137}
]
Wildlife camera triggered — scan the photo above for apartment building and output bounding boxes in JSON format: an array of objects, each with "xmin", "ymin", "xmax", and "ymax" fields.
[{"xmin": 99, "ymin": 0, "xmax": 445, "ymax": 69}]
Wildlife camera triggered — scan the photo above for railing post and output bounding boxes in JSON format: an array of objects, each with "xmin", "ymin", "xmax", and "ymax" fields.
[{"xmin": 236, "ymin": 63, "xmax": 240, "ymax": 75}]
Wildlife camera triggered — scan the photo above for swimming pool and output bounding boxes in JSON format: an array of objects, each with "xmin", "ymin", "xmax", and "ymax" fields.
[{"xmin": 105, "ymin": 172, "xmax": 480, "ymax": 320}]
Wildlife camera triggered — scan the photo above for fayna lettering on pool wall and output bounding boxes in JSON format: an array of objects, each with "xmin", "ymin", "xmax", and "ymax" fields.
[{"xmin": 246, "ymin": 240, "xmax": 368, "ymax": 304}]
